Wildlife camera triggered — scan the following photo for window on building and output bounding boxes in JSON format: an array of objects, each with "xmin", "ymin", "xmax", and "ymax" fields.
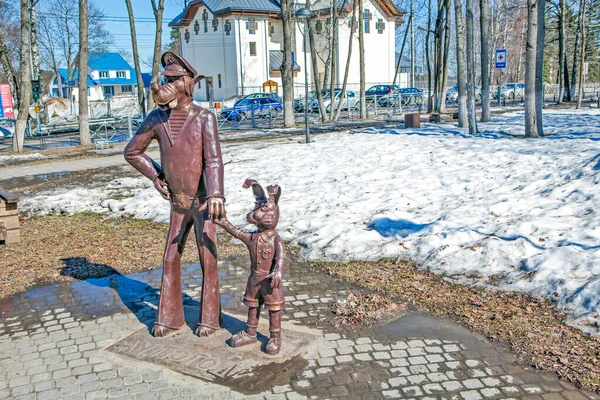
[
  {"xmin": 117, "ymin": 71, "xmax": 126, "ymax": 78},
  {"xmin": 249, "ymin": 42, "xmax": 257, "ymax": 56},
  {"xmin": 364, "ymin": 9, "xmax": 372, "ymax": 33},
  {"xmin": 185, "ymin": 29, "xmax": 190, "ymax": 43},
  {"xmin": 225, "ymin": 20, "xmax": 231, "ymax": 35},
  {"xmin": 213, "ymin": 18, "xmax": 219, "ymax": 31},
  {"xmin": 103, "ymin": 86, "xmax": 114, "ymax": 97},
  {"xmin": 268, "ymin": 22, "xmax": 274, "ymax": 37},
  {"xmin": 246, "ymin": 18, "xmax": 257, "ymax": 34},
  {"xmin": 218, "ymin": 74, "xmax": 222, "ymax": 88},
  {"xmin": 376, "ymin": 19, "xmax": 385, "ymax": 34},
  {"xmin": 121, "ymin": 85, "xmax": 132, "ymax": 93},
  {"xmin": 202, "ymin": 9, "xmax": 209, "ymax": 32},
  {"xmin": 99, "ymin": 71, "xmax": 109, "ymax": 78},
  {"xmin": 198, "ymin": 80, "xmax": 202, "ymax": 89}
]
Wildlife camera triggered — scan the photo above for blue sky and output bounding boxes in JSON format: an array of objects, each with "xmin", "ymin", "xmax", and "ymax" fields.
[{"xmin": 97, "ymin": 0, "xmax": 187, "ymax": 72}]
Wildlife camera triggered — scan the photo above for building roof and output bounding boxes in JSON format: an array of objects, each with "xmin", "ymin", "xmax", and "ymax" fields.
[
  {"xmin": 56, "ymin": 68, "xmax": 97, "ymax": 87},
  {"xmin": 89, "ymin": 52, "xmax": 133, "ymax": 71},
  {"xmin": 269, "ymin": 50, "xmax": 301, "ymax": 72},
  {"xmin": 170, "ymin": 0, "xmax": 279, "ymax": 25},
  {"xmin": 142, "ymin": 73, "xmax": 152, "ymax": 88},
  {"xmin": 53, "ymin": 53, "xmax": 142, "ymax": 88},
  {"xmin": 169, "ymin": 0, "xmax": 402, "ymax": 25}
]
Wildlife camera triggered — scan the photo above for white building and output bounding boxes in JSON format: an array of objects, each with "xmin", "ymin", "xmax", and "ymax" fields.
[{"xmin": 169, "ymin": 0, "xmax": 406, "ymax": 102}]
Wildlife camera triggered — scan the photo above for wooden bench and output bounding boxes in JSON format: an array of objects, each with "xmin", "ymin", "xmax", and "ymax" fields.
[{"xmin": 0, "ymin": 188, "xmax": 19, "ymax": 244}]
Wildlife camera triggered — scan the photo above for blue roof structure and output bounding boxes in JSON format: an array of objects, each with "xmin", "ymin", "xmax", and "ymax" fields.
[{"xmin": 53, "ymin": 53, "xmax": 141, "ymax": 88}]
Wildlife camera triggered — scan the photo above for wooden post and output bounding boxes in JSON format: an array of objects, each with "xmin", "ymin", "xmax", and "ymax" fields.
[{"xmin": 0, "ymin": 188, "xmax": 20, "ymax": 244}]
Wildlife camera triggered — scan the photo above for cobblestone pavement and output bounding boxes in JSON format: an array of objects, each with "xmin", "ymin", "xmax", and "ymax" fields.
[{"xmin": 0, "ymin": 258, "xmax": 598, "ymax": 400}]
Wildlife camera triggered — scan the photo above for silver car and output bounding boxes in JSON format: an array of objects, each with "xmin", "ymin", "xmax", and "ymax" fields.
[
  {"xmin": 493, "ymin": 83, "xmax": 525, "ymax": 100},
  {"xmin": 445, "ymin": 85, "xmax": 482, "ymax": 103},
  {"xmin": 311, "ymin": 90, "xmax": 359, "ymax": 113}
]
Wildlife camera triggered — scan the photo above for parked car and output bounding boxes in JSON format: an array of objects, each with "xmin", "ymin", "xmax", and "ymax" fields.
[
  {"xmin": 445, "ymin": 85, "xmax": 482, "ymax": 103},
  {"xmin": 294, "ymin": 89, "xmax": 342, "ymax": 112},
  {"xmin": 365, "ymin": 84, "xmax": 400, "ymax": 103},
  {"xmin": 241, "ymin": 92, "xmax": 281, "ymax": 102},
  {"xmin": 378, "ymin": 88, "xmax": 424, "ymax": 107},
  {"xmin": 310, "ymin": 90, "xmax": 359, "ymax": 113},
  {"xmin": 220, "ymin": 97, "xmax": 282, "ymax": 121},
  {"xmin": 492, "ymin": 83, "xmax": 525, "ymax": 100}
]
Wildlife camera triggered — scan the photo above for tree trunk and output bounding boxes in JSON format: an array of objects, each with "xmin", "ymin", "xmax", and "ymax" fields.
[
  {"xmin": 358, "ymin": 0, "xmax": 366, "ymax": 119},
  {"xmin": 148, "ymin": 0, "xmax": 165, "ymax": 113},
  {"xmin": 571, "ymin": 8, "xmax": 580, "ymax": 93},
  {"xmin": 534, "ymin": 0, "xmax": 545, "ymax": 133},
  {"xmin": 14, "ymin": 0, "xmax": 32, "ymax": 153},
  {"xmin": 524, "ymin": 0, "xmax": 540, "ymax": 137},
  {"xmin": 329, "ymin": 0, "xmax": 338, "ymax": 121},
  {"xmin": 426, "ymin": 0, "xmax": 433, "ymax": 112},
  {"xmin": 280, "ymin": 0, "xmax": 295, "ymax": 127},
  {"xmin": 393, "ymin": 15, "xmax": 411, "ymax": 85},
  {"xmin": 466, "ymin": 0, "xmax": 478, "ymax": 133},
  {"xmin": 479, "ymin": 0, "xmax": 491, "ymax": 121},
  {"xmin": 453, "ymin": 0, "xmax": 467, "ymax": 127},
  {"xmin": 563, "ymin": 56, "xmax": 571, "ymax": 101},
  {"xmin": 576, "ymin": 0, "xmax": 586, "ymax": 109},
  {"xmin": 557, "ymin": 0, "xmax": 566, "ymax": 103},
  {"xmin": 125, "ymin": 0, "xmax": 146, "ymax": 118},
  {"xmin": 79, "ymin": 0, "xmax": 91, "ymax": 145},
  {"xmin": 334, "ymin": 0, "xmax": 356, "ymax": 121},
  {"xmin": 30, "ymin": 1, "xmax": 41, "ymax": 81},
  {"xmin": 308, "ymin": 19, "xmax": 327, "ymax": 121},
  {"xmin": 440, "ymin": 0, "xmax": 451, "ymax": 112},
  {"xmin": 434, "ymin": 0, "xmax": 444, "ymax": 111}
]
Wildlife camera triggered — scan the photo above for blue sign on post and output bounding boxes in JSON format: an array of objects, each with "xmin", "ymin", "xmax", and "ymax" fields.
[
  {"xmin": 495, "ymin": 49, "xmax": 507, "ymax": 69},
  {"xmin": 0, "ymin": 91, "xmax": 4, "ymax": 118}
]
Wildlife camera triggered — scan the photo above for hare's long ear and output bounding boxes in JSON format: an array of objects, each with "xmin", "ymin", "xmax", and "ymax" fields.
[
  {"xmin": 267, "ymin": 185, "xmax": 281, "ymax": 205},
  {"xmin": 243, "ymin": 179, "xmax": 267, "ymax": 203}
]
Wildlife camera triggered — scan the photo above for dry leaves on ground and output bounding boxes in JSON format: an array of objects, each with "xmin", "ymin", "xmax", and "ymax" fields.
[
  {"xmin": 330, "ymin": 292, "xmax": 402, "ymax": 326},
  {"xmin": 315, "ymin": 259, "xmax": 600, "ymax": 393},
  {"xmin": 0, "ymin": 213, "xmax": 246, "ymax": 299}
]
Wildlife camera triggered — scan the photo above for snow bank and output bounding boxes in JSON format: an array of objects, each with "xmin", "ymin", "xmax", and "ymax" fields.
[
  {"xmin": 0, "ymin": 153, "xmax": 47, "ymax": 166},
  {"xmin": 20, "ymin": 108, "xmax": 600, "ymax": 333}
]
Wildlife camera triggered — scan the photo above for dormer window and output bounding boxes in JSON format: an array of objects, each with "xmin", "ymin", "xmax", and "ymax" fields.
[
  {"xmin": 99, "ymin": 71, "xmax": 109, "ymax": 78},
  {"xmin": 212, "ymin": 18, "xmax": 218, "ymax": 31},
  {"xmin": 246, "ymin": 18, "xmax": 257, "ymax": 34},
  {"xmin": 117, "ymin": 71, "xmax": 126, "ymax": 78}
]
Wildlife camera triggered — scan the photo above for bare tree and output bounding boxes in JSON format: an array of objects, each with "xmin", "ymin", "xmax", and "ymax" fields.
[
  {"xmin": 308, "ymin": 16, "xmax": 327, "ymax": 121},
  {"xmin": 328, "ymin": 0, "xmax": 338, "ymax": 121},
  {"xmin": 479, "ymin": 0, "xmax": 491, "ymax": 121},
  {"xmin": 466, "ymin": 0, "xmax": 478, "ymax": 133},
  {"xmin": 453, "ymin": 0, "xmax": 467, "ymax": 127},
  {"xmin": 125, "ymin": 0, "xmax": 146, "ymax": 118},
  {"xmin": 147, "ymin": 0, "xmax": 165, "ymax": 113},
  {"xmin": 534, "ymin": 0, "xmax": 545, "ymax": 132},
  {"xmin": 38, "ymin": 0, "xmax": 113, "ymax": 96},
  {"xmin": 30, "ymin": 0, "xmax": 41, "ymax": 81},
  {"xmin": 78, "ymin": 0, "xmax": 90, "ymax": 145},
  {"xmin": 358, "ymin": 0, "xmax": 366, "ymax": 119},
  {"xmin": 14, "ymin": 0, "xmax": 32, "ymax": 153},
  {"xmin": 280, "ymin": 0, "xmax": 294, "ymax": 127},
  {"xmin": 426, "ymin": 0, "xmax": 433, "ymax": 112},
  {"xmin": 334, "ymin": 0, "xmax": 356, "ymax": 121},
  {"xmin": 524, "ymin": 0, "xmax": 540, "ymax": 137},
  {"xmin": 575, "ymin": 0, "xmax": 586, "ymax": 109}
]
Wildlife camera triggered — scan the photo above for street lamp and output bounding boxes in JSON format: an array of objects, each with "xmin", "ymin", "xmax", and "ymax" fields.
[{"xmin": 295, "ymin": 7, "xmax": 313, "ymax": 144}]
